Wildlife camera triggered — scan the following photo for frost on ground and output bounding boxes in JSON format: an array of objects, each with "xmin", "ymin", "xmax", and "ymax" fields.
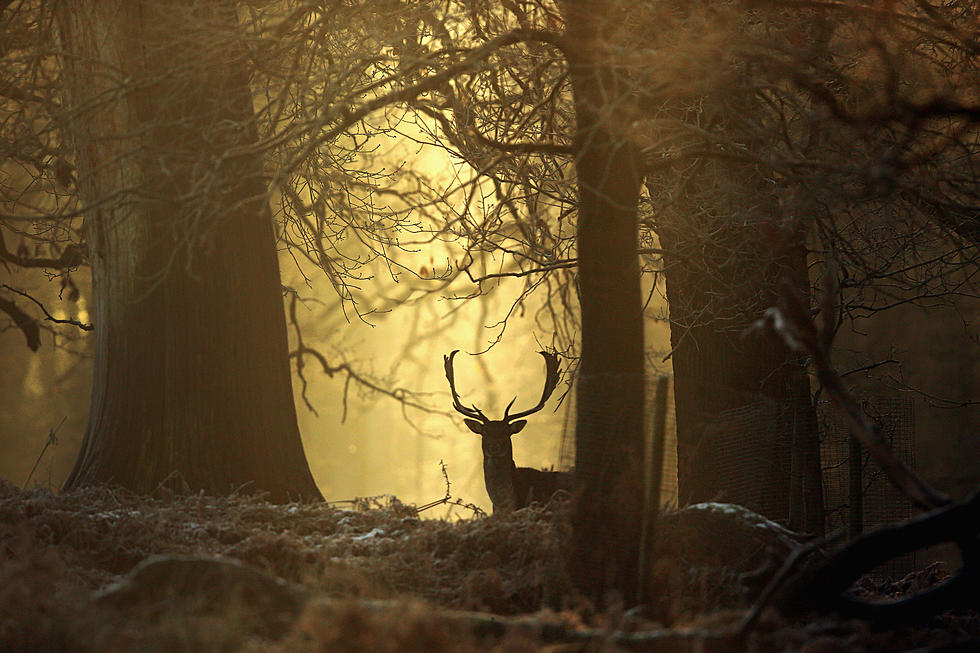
[{"xmin": 0, "ymin": 480, "xmax": 976, "ymax": 652}]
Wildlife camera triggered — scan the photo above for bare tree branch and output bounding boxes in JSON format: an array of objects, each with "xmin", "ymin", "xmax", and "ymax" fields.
[
  {"xmin": 0, "ymin": 294, "xmax": 40, "ymax": 350},
  {"xmin": 1, "ymin": 284, "xmax": 92, "ymax": 332}
]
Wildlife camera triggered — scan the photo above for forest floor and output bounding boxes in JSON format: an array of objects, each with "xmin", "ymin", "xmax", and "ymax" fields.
[{"xmin": 0, "ymin": 480, "xmax": 976, "ymax": 652}]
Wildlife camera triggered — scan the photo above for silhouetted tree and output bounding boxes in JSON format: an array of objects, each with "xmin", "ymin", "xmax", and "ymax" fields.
[
  {"xmin": 2, "ymin": 0, "xmax": 462, "ymax": 499},
  {"xmin": 51, "ymin": 2, "xmax": 322, "ymax": 499},
  {"xmin": 406, "ymin": 0, "xmax": 979, "ymax": 569},
  {"xmin": 560, "ymin": 0, "xmax": 646, "ymax": 603},
  {"xmin": 5, "ymin": 0, "xmax": 977, "ymax": 606}
]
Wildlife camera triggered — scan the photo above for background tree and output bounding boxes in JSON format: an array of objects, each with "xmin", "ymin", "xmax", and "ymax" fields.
[
  {"xmin": 402, "ymin": 0, "xmax": 979, "ymax": 551},
  {"xmin": 641, "ymin": 0, "xmax": 979, "ymax": 526},
  {"xmin": 5, "ymin": 0, "xmax": 978, "ymax": 607},
  {"xmin": 53, "ymin": 1, "xmax": 323, "ymax": 499},
  {"xmin": 560, "ymin": 0, "xmax": 646, "ymax": 602},
  {"xmin": 638, "ymin": 4, "xmax": 826, "ymax": 531},
  {"xmin": 2, "ymin": 0, "xmax": 459, "ymax": 499}
]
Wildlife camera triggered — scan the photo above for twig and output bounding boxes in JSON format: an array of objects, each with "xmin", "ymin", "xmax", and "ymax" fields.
[
  {"xmin": 416, "ymin": 461, "xmax": 453, "ymax": 513},
  {"xmin": 284, "ymin": 288, "xmax": 443, "ymax": 419},
  {"xmin": 415, "ymin": 461, "xmax": 486, "ymax": 516},
  {"xmin": 24, "ymin": 416, "xmax": 66, "ymax": 487},
  {"xmin": 1, "ymin": 284, "xmax": 93, "ymax": 331}
]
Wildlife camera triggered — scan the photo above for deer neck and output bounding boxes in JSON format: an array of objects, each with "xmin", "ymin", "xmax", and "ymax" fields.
[{"xmin": 483, "ymin": 453, "xmax": 516, "ymax": 512}]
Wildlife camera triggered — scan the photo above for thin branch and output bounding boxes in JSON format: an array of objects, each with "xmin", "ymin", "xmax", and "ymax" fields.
[
  {"xmin": 0, "ymin": 230, "xmax": 85, "ymax": 270},
  {"xmin": 24, "ymin": 416, "xmax": 66, "ymax": 487},
  {"xmin": 274, "ymin": 27, "xmax": 565, "ymax": 186},
  {"xmin": 284, "ymin": 288, "xmax": 445, "ymax": 420},
  {"xmin": 1, "ymin": 284, "xmax": 92, "ymax": 331},
  {"xmin": 461, "ymin": 248, "xmax": 666, "ymax": 282}
]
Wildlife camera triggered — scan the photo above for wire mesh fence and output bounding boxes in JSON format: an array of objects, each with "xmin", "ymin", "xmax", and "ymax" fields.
[
  {"xmin": 559, "ymin": 376, "xmax": 918, "ymax": 578},
  {"xmin": 820, "ymin": 395, "xmax": 916, "ymax": 577},
  {"xmin": 557, "ymin": 375, "xmax": 679, "ymax": 508},
  {"xmin": 684, "ymin": 398, "xmax": 800, "ymax": 518}
]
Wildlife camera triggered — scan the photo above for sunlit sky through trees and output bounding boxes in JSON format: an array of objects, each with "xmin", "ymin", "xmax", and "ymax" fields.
[{"xmin": 2, "ymin": 0, "xmax": 978, "ymax": 516}]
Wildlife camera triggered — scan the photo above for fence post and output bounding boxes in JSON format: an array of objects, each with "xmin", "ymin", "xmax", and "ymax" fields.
[{"xmin": 849, "ymin": 434, "xmax": 863, "ymax": 537}]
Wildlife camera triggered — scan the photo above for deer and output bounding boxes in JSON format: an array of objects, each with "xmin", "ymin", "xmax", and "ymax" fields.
[{"xmin": 444, "ymin": 349, "xmax": 575, "ymax": 513}]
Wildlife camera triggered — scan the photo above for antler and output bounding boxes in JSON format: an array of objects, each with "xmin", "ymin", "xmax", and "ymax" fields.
[
  {"xmin": 503, "ymin": 351, "xmax": 562, "ymax": 421},
  {"xmin": 444, "ymin": 350, "xmax": 489, "ymax": 423}
]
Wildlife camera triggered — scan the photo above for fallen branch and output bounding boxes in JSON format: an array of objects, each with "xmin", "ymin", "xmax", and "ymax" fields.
[
  {"xmin": 775, "ymin": 488, "xmax": 980, "ymax": 623},
  {"xmin": 301, "ymin": 597, "xmax": 746, "ymax": 652}
]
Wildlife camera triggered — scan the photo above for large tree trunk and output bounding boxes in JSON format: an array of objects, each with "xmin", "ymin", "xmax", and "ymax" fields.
[
  {"xmin": 57, "ymin": 2, "xmax": 321, "ymax": 501},
  {"xmin": 639, "ymin": 3, "xmax": 825, "ymax": 530},
  {"xmin": 561, "ymin": 0, "xmax": 646, "ymax": 604},
  {"xmin": 651, "ymin": 168, "xmax": 824, "ymax": 532}
]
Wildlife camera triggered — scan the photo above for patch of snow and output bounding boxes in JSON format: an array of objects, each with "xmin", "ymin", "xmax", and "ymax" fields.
[{"xmin": 352, "ymin": 527, "xmax": 385, "ymax": 541}]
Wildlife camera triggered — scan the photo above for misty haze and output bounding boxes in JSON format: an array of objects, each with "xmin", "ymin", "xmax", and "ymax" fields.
[{"xmin": 2, "ymin": 1, "xmax": 979, "ymax": 650}]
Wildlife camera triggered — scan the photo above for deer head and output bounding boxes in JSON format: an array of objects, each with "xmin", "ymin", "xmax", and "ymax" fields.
[{"xmin": 444, "ymin": 349, "xmax": 562, "ymax": 511}]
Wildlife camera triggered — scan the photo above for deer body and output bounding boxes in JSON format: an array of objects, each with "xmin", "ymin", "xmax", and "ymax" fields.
[
  {"xmin": 447, "ymin": 350, "xmax": 574, "ymax": 513},
  {"xmin": 511, "ymin": 466, "xmax": 574, "ymax": 511}
]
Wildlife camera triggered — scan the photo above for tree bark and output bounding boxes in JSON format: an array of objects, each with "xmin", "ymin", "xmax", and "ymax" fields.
[
  {"xmin": 561, "ymin": 0, "xmax": 646, "ymax": 604},
  {"xmin": 57, "ymin": 2, "xmax": 321, "ymax": 501},
  {"xmin": 652, "ymin": 172, "xmax": 823, "ymax": 531}
]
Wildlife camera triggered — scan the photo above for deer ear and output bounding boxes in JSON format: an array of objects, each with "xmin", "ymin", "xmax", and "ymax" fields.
[
  {"xmin": 510, "ymin": 420, "xmax": 527, "ymax": 434},
  {"xmin": 464, "ymin": 419, "xmax": 484, "ymax": 434}
]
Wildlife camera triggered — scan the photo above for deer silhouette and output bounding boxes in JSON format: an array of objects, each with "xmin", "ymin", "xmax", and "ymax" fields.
[{"xmin": 444, "ymin": 349, "xmax": 574, "ymax": 513}]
